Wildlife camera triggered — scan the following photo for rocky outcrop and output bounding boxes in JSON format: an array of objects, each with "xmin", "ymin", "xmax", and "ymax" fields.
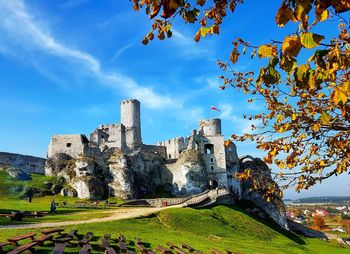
[
  {"xmin": 108, "ymin": 149, "xmax": 136, "ymax": 199},
  {"xmin": 164, "ymin": 149, "xmax": 208, "ymax": 195},
  {"xmin": 45, "ymin": 153, "xmax": 107, "ymax": 200},
  {"xmin": 239, "ymin": 155, "xmax": 288, "ymax": 230}
]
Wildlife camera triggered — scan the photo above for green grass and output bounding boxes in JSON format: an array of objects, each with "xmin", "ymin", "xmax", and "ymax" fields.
[
  {"xmin": 0, "ymin": 205, "xmax": 349, "ymax": 254},
  {"xmin": 0, "ymin": 171, "xmax": 116, "ymax": 225}
]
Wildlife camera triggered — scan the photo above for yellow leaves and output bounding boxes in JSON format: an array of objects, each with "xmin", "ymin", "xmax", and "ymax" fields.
[
  {"xmin": 277, "ymin": 160, "xmax": 285, "ymax": 169},
  {"xmin": 312, "ymin": 123, "xmax": 321, "ymax": 131},
  {"xmin": 320, "ymin": 111, "xmax": 331, "ymax": 125},
  {"xmin": 282, "ymin": 35, "xmax": 302, "ymax": 57},
  {"xmin": 319, "ymin": 160, "xmax": 326, "ymax": 167},
  {"xmin": 257, "ymin": 45, "xmax": 277, "ymax": 58},
  {"xmin": 299, "ymin": 134, "xmax": 307, "ymax": 140},
  {"xmin": 275, "ymin": 4, "xmax": 294, "ymax": 27},
  {"xmin": 316, "ymin": 9, "xmax": 328, "ymax": 23},
  {"xmin": 200, "ymin": 27, "xmax": 211, "ymax": 37},
  {"xmin": 294, "ymin": 63, "xmax": 310, "ymax": 84},
  {"xmin": 294, "ymin": 0, "xmax": 312, "ymax": 21},
  {"xmin": 276, "ymin": 114, "xmax": 284, "ymax": 123},
  {"xmin": 300, "ymin": 32, "xmax": 325, "ymax": 49},
  {"xmin": 331, "ymin": 86, "xmax": 348, "ymax": 105},
  {"xmin": 291, "ymin": 114, "xmax": 297, "ymax": 121}
]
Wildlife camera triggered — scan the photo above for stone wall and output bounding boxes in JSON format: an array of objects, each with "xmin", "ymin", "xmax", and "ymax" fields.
[
  {"xmin": 141, "ymin": 144, "xmax": 167, "ymax": 160},
  {"xmin": 0, "ymin": 152, "xmax": 45, "ymax": 174},
  {"xmin": 90, "ymin": 123, "xmax": 126, "ymax": 149},
  {"xmin": 157, "ymin": 136, "xmax": 189, "ymax": 159},
  {"xmin": 48, "ymin": 134, "xmax": 89, "ymax": 158},
  {"xmin": 198, "ymin": 118, "xmax": 221, "ymax": 136}
]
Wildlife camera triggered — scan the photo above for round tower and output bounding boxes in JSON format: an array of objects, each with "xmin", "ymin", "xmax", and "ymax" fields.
[
  {"xmin": 198, "ymin": 119, "xmax": 221, "ymax": 136},
  {"xmin": 120, "ymin": 99, "xmax": 142, "ymax": 150}
]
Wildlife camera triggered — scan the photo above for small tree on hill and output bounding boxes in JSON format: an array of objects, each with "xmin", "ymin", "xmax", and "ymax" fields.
[{"xmin": 130, "ymin": 1, "xmax": 350, "ymax": 198}]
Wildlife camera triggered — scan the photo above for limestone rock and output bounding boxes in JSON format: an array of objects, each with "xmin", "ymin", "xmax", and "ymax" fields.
[
  {"xmin": 240, "ymin": 155, "xmax": 288, "ymax": 230},
  {"xmin": 45, "ymin": 153, "xmax": 76, "ymax": 180},
  {"xmin": 165, "ymin": 149, "xmax": 208, "ymax": 195},
  {"xmin": 71, "ymin": 176, "xmax": 105, "ymax": 200},
  {"xmin": 108, "ymin": 149, "xmax": 136, "ymax": 199}
]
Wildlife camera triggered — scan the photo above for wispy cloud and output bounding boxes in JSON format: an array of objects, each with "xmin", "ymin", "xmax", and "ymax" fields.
[
  {"xmin": 109, "ymin": 43, "xmax": 134, "ymax": 63},
  {"xmin": 171, "ymin": 29, "xmax": 216, "ymax": 60},
  {"xmin": 218, "ymin": 102, "xmax": 258, "ymax": 135},
  {"xmin": 59, "ymin": 0, "xmax": 91, "ymax": 10},
  {"xmin": 0, "ymin": 0, "xmax": 178, "ymax": 109}
]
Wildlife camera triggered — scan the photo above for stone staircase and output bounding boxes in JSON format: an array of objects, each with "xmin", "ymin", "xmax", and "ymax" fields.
[
  {"xmin": 182, "ymin": 189, "xmax": 231, "ymax": 208},
  {"xmin": 121, "ymin": 189, "xmax": 231, "ymax": 208}
]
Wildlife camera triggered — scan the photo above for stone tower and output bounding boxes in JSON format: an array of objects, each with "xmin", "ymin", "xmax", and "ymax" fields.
[
  {"xmin": 120, "ymin": 99, "xmax": 142, "ymax": 150},
  {"xmin": 198, "ymin": 118, "xmax": 222, "ymax": 136}
]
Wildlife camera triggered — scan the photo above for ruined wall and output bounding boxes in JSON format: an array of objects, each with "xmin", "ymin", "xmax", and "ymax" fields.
[
  {"xmin": 121, "ymin": 99, "xmax": 142, "ymax": 150},
  {"xmin": 90, "ymin": 124, "xmax": 126, "ymax": 149},
  {"xmin": 198, "ymin": 134, "xmax": 227, "ymax": 188},
  {"xmin": 0, "ymin": 152, "xmax": 45, "ymax": 174},
  {"xmin": 141, "ymin": 145, "xmax": 167, "ymax": 160},
  {"xmin": 47, "ymin": 134, "xmax": 89, "ymax": 158},
  {"xmin": 157, "ymin": 136, "xmax": 189, "ymax": 159}
]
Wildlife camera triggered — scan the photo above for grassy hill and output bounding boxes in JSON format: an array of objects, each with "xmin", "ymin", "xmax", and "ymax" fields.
[{"xmin": 0, "ymin": 172, "xmax": 349, "ymax": 253}]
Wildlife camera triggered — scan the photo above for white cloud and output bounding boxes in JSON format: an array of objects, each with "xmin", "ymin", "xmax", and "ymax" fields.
[{"xmin": 0, "ymin": 0, "xmax": 177, "ymax": 109}]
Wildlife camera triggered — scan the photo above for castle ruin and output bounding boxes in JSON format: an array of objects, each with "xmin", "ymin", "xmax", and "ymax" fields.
[{"xmin": 46, "ymin": 98, "xmax": 242, "ymax": 198}]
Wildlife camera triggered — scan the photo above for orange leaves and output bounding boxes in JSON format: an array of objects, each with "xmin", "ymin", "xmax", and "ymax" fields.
[
  {"xmin": 282, "ymin": 35, "xmax": 302, "ymax": 57},
  {"xmin": 257, "ymin": 45, "xmax": 277, "ymax": 58},
  {"xmin": 229, "ymin": 48, "xmax": 240, "ymax": 64},
  {"xmin": 275, "ymin": 4, "xmax": 294, "ymax": 27},
  {"xmin": 196, "ymin": 0, "xmax": 206, "ymax": 7},
  {"xmin": 161, "ymin": 0, "xmax": 181, "ymax": 19},
  {"xmin": 224, "ymin": 140, "xmax": 232, "ymax": 147},
  {"xmin": 332, "ymin": 0, "xmax": 350, "ymax": 14}
]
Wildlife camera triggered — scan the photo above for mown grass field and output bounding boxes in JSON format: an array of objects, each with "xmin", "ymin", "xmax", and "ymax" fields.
[
  {"xmin": 0, "ymin": 206, "xmax": 349, "ymax": 254},
  {"xmin": 0, "ymin": 171, "xmax": 349, "ymax": 253}
]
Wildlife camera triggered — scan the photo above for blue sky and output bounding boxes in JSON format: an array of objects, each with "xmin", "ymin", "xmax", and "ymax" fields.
[{"xmin": 0, "ymin": 0, "xmax": 348, "ymax": 199}]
